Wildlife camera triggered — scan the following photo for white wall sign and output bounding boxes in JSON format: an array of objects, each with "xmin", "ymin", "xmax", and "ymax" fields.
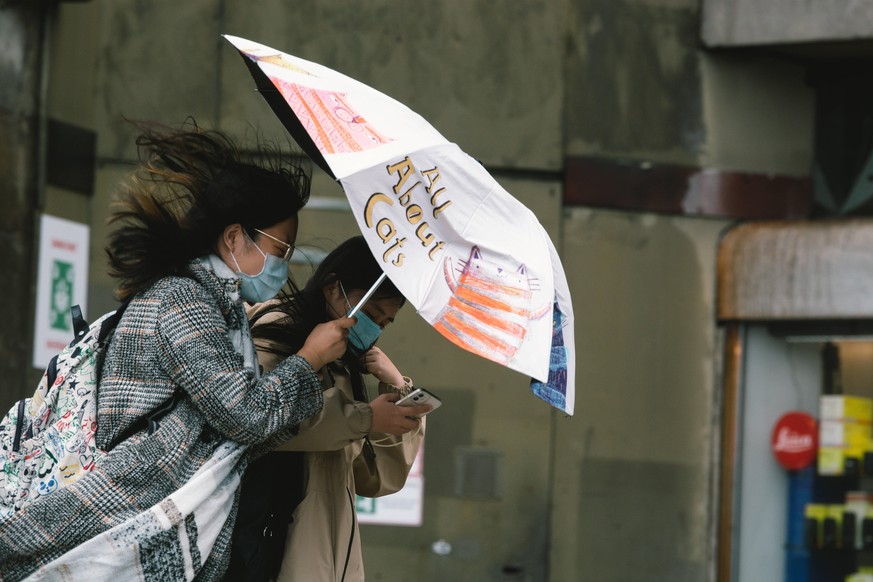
[
  {"xmin": 32, "ymin": 214, "xmax": 90, "ymax": 369},
  {"xmin": 356, "ymin": 444, "xmax": 424, "ymax": 527}
]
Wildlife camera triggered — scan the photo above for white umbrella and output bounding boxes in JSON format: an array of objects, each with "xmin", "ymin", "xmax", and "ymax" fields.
[{"xmin": 225, "ymin": 35, "xmax": 575, "ymax": 414}]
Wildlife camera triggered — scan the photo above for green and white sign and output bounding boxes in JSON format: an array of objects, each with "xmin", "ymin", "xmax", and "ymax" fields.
[
  {"xmin": 356, "ymin": 445, "xmax": 424, "ymax": 527},
  {"xmin": 32, "ymin": 215, "xmax": 89, "ymax": 369},
  {"xmin": 50, "ymin": 259, "xmax": 75, "ymax": 331}
]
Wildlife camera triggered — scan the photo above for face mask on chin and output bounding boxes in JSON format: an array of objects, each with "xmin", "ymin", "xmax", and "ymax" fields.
[{"xmin": 230, "ymin": 231, "xmax": 288, "ymax": 303}]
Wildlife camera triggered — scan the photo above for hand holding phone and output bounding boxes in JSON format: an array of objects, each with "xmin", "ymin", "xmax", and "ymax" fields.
[{"xmin": 395, "ymin": 388, "xmax": 441, "ymax": 417}]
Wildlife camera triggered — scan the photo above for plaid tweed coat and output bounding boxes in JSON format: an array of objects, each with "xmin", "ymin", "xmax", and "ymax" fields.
[{"xmin": 0, "ymin": 258, "xmax": 323, "ymax": 581}]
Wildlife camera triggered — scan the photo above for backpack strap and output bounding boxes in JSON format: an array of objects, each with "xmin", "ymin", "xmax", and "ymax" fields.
[
  {"xmin": 69, "ymin": 301, "xmax": 131, "ymax": 347},
  {"xmin": 144, "ymin": 388, "xmax": 182, "ymax": 435},
  {"xmin": 71, "ymin": 305, "xmax": 89, "ymax": 343},
  {"xmin": 109, "ymin": 388, "xmax": 183, "ymax": 449},
  {"xmin": 12, "ymin": 399, "xmax": 27, "ymax": 453},
  {"xmin": 97, "ymin": 300, "xmax": 131, "ymax": 344}
]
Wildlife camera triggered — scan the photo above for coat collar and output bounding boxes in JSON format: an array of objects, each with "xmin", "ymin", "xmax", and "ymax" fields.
[{"xmin": 189, "ymin": 256, "xmax": 245, "ymax": 331}]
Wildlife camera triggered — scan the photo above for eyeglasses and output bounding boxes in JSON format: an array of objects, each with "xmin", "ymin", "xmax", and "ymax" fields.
[{"xmin": 253, "ymin": 228, "xmax": 295, "ymax": 263}]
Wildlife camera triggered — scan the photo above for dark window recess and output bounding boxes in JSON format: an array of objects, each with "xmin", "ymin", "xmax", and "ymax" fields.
[
  {"xmin": 809, "ymin": 60, "xmax": 873, "ymax": 217},
  {"xmin": 46, "ymin": 118, "xmax": 96, "ymax": 195}
]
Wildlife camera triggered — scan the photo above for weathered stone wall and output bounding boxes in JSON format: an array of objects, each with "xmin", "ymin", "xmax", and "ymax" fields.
[{"xmin": 0, "ymin": 5, "xmax": 45, "ymax": 403}]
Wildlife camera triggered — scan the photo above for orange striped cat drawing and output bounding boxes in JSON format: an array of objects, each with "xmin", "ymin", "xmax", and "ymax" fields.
[{"xmin": 434, "ymin": 246, "xmax": 549, "ymax": 364}]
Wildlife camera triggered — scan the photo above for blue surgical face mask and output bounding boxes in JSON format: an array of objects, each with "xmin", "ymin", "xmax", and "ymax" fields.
[
  {"xmin": 348, "ymin": 311, "xmax": 382, "ymax": 354},
  {"xmin": 339, "ymin": 282, "xmax": 383, "ymax": 354},
  {"xmin": 230, "ymin": 232, "xmax": 288, "ymax": 303}
]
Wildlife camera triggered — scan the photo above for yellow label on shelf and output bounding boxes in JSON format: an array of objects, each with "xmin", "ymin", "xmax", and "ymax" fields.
[
  {"xmin": 820, "ymin": 420, "xmax": 873, "ymax": 447},
  {"xmin": 821, "ymin": 395, "xmax": 873, "ymax": 423}
]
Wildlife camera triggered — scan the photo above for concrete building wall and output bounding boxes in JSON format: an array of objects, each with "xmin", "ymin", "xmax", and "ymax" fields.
[
  {"xmin": 0, "ymin": 0, "xmax": 830, "ymax": 580},
  {"xmin": 564, "ymin": 0, "xmax": 815, "ymax": 174},
  {"xmin": 702, "ymin": 0, "xmax": 873, "ymax": 47},
  {"xmin": 565, "ymin": 0, "xmax": 706, "ymax": 166},
  {"xmin": 551, "ymin": 208, "xmax": 728, "ymax": 582}
]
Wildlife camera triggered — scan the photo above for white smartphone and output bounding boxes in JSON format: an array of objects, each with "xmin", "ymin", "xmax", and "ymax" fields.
[{"xmin": 395, "ymin": 388, "xmax": 442, "ymax": 416}]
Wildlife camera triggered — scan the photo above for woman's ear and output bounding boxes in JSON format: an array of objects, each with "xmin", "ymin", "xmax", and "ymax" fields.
[
  {"xmin": 222, "ymin": 223, "xmax": 243, "ymax": 254},
  {"xmin": 323, "ymin": 278, "xmax": 340, "ymax": 300}
]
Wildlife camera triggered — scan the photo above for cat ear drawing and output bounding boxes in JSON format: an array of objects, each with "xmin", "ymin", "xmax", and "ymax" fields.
[
  {"xmin": 444, "ymin": 245, "xmax": 481, "ymax": 292},
  {"xmin": 444, "ymin": 256, "xmax": 458, "ymax": 292}
]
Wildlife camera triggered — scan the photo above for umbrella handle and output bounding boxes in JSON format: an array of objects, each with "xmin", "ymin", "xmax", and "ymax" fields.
[{"xmin": 347, "ymin": 272, "xmax": 388, "ymax": 317}]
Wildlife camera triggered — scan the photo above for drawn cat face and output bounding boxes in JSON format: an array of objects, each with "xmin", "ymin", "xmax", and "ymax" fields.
[{"xmin": 458, "ymin": 247, "xmax": 533, "ymax": 291}]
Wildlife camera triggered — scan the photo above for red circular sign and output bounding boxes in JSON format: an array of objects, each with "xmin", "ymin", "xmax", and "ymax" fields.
[{"xmin": 771, "ymin": 411, "xmax": 818, "ymax": 470}]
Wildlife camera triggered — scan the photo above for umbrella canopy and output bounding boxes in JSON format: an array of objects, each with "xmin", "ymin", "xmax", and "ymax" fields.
[{"xmin": 225, "ymin": 35, "xmax": 575, "ymax": 415}]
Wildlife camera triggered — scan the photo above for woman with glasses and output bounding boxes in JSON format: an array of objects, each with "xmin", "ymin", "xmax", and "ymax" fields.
[{"xmin": 0, "ymin": 120, "xmax": 353, "ymax": 580}]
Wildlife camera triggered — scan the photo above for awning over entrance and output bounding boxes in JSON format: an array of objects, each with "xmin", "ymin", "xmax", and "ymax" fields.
[{"xmin": 718, "ymin": 219, "xmax": 873, "ymax": 321}]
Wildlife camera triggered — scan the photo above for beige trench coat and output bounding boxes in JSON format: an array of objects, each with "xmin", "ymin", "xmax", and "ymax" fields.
[{"xmin": 250, "ymin": 306, "xmax": 424, "ymax": 582}]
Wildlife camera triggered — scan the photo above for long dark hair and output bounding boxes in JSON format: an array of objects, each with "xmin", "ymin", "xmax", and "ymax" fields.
[
  {"xmin": 105, "ymin": 119, "xmax": 310, "ymax": 301},
  {"xmin": 251, "ymin": 236, "xmax": 405, "ymax": 396}
]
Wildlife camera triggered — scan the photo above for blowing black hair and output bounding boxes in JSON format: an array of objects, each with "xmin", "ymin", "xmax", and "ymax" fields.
[
  {"xmin": 105, "ymin": 119, "xmax": 310, "ymax": 302},
  {"xmin": 250, "ymin": 236, "xmax": 405, "ymax": 392}
]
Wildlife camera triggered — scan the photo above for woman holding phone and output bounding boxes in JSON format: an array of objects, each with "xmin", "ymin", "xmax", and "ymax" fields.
[{"xmin": 228, "ymin": 236, "xmax": 430, "ymax": 582}]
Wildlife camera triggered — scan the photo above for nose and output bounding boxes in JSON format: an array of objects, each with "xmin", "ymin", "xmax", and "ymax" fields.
[{"xmin": 366, "ymin": 310, "xmax": 390, "ymax": 329}]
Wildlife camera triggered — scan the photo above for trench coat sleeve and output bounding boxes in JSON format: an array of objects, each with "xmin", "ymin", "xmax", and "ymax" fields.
[
  {"xmin": 353, "ymin": 381, "xmax": 424, "ymax": 498},
  {"xmin": 155, "ymin": 281, "xmax": 323, "ymax": 445},
  {"xmin": 251, "ymin": 318, "xmax": 373, "ymax": 452},
  {"xmin": 273, "ymin": 386, "xmax": 372, "ymax": 451}
]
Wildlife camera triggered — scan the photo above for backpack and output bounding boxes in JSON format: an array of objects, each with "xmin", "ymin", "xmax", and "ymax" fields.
[
  {"xmin": 224, "ymin": 450, "xmax": 305, "ymax": 582},
  {"xmin": 0, "ymin": 303, "xmax": 129, "ymax": 518}
]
